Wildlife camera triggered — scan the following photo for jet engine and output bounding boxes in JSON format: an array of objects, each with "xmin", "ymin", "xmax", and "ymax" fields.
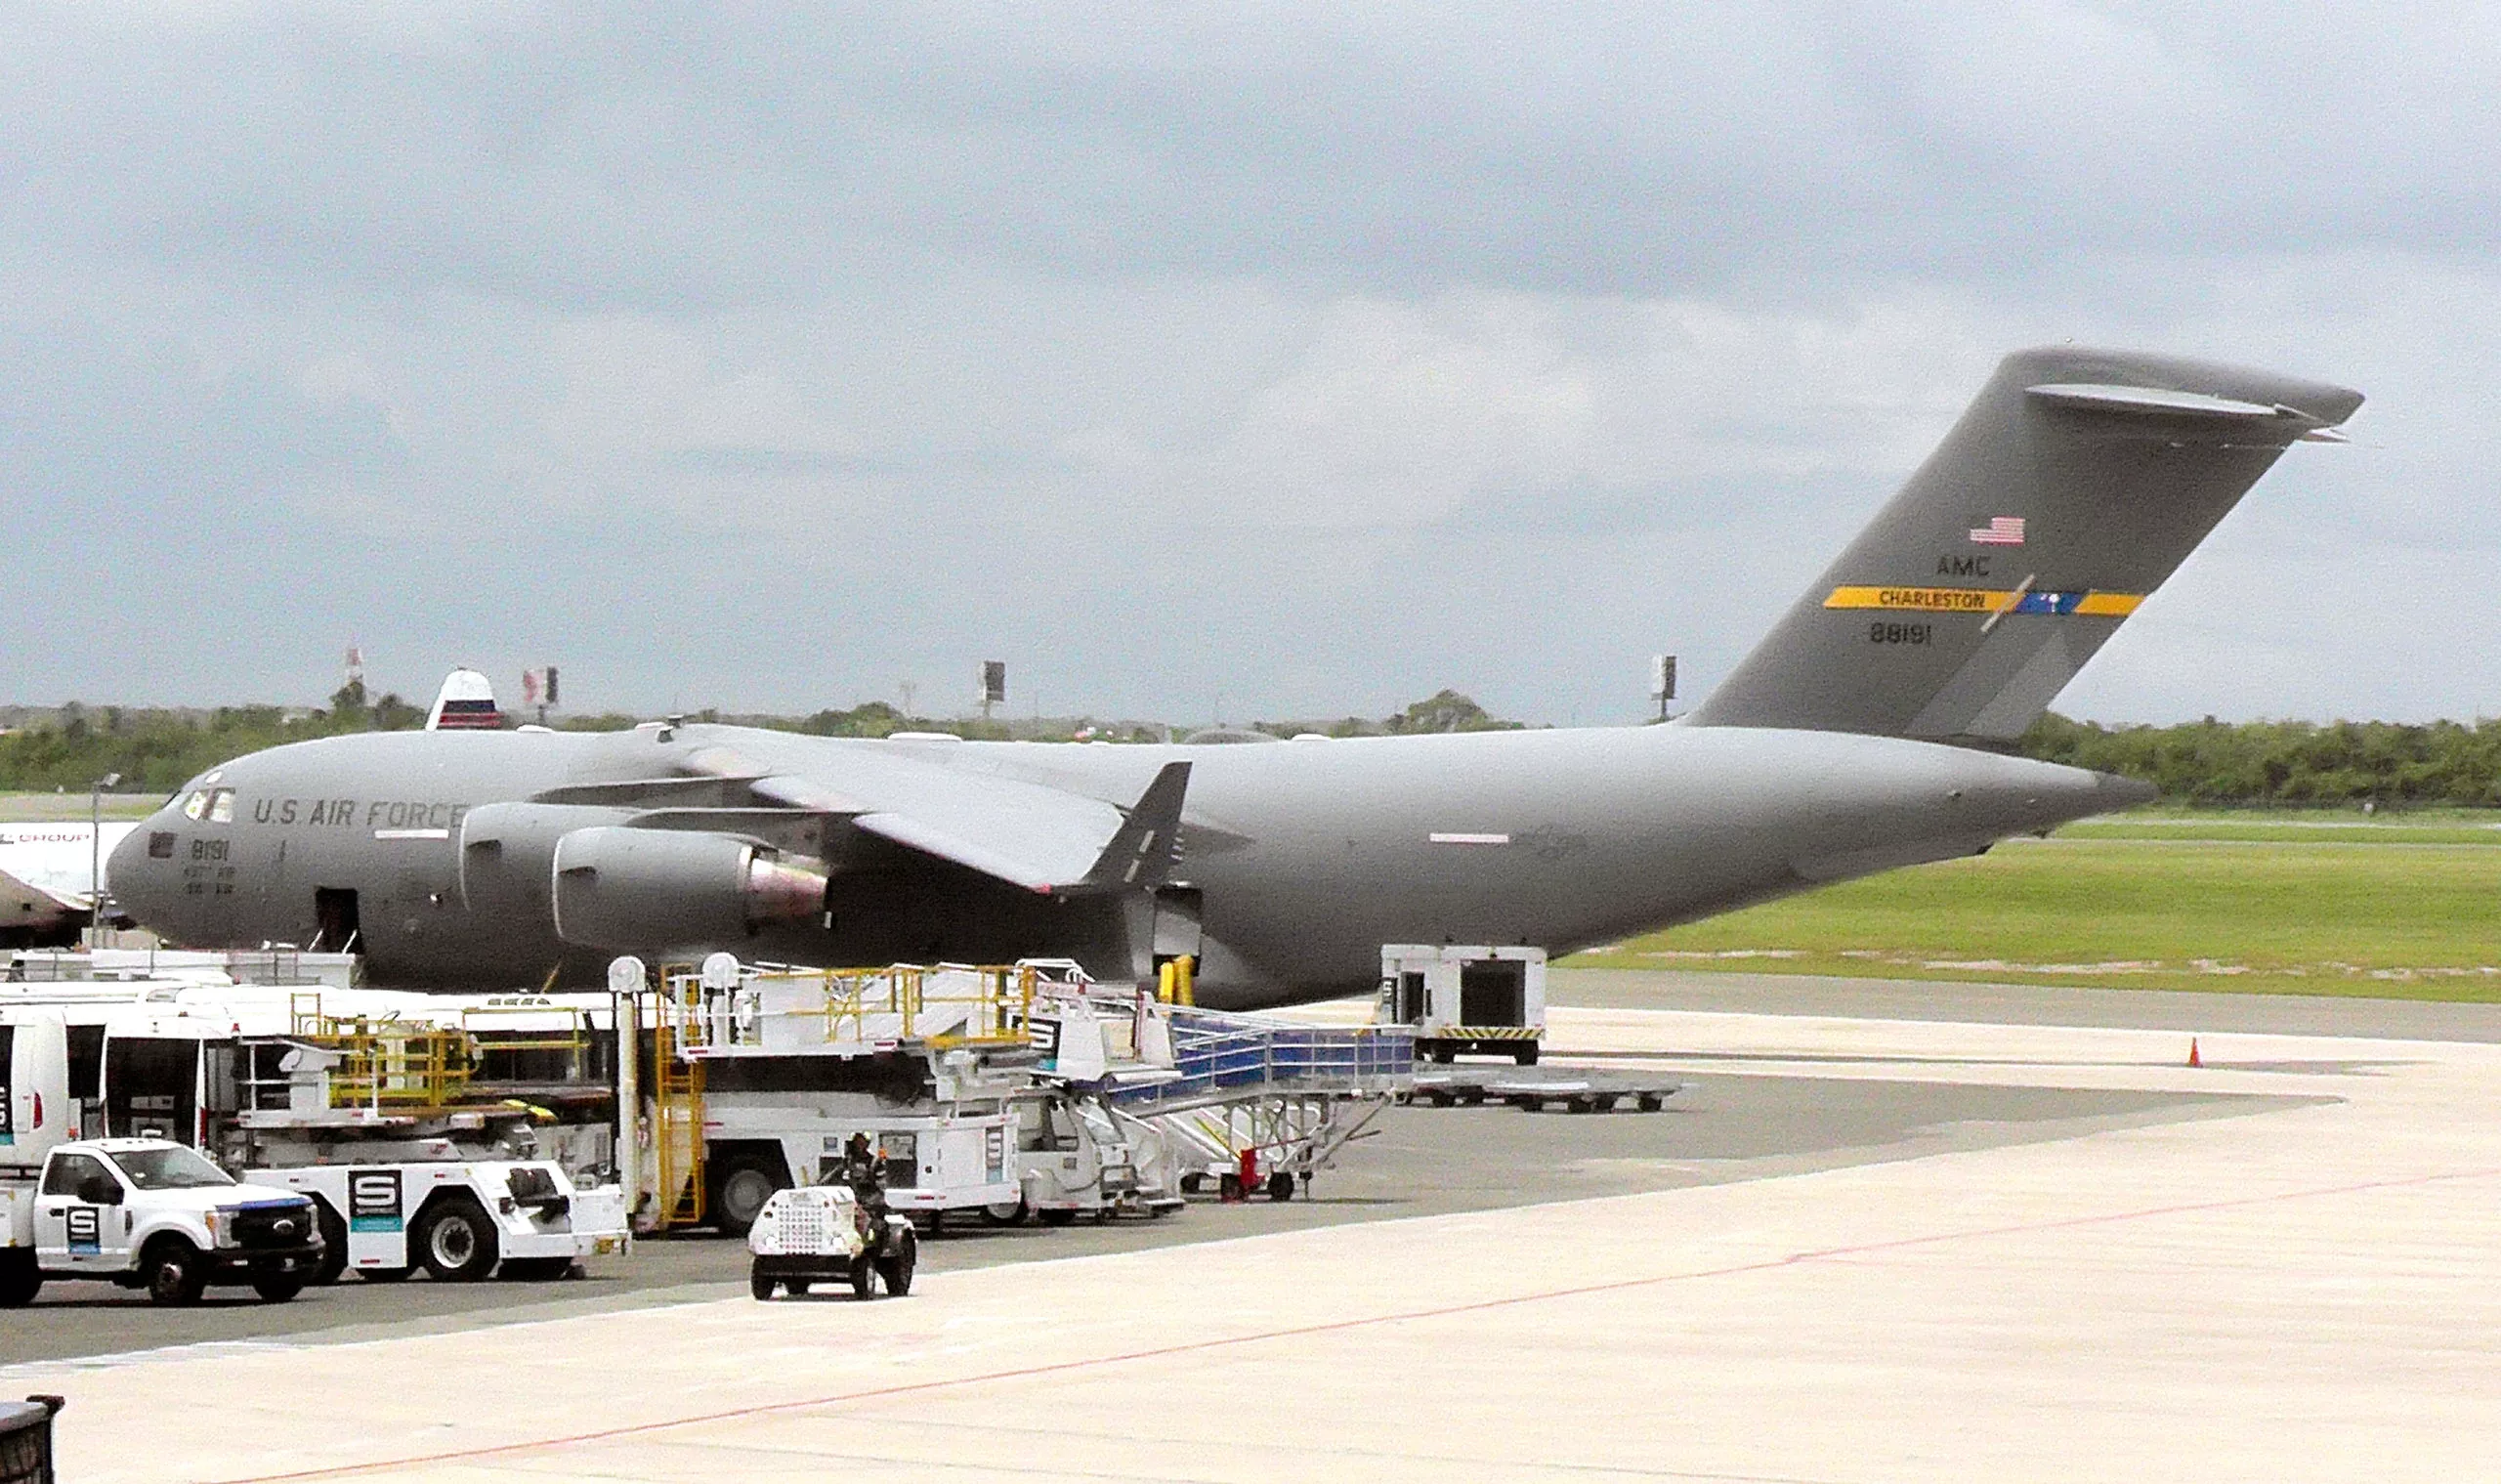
[
  {"xmin": 457, "ymin": 802, "xmax": 633, "ymax": 917},
  {"xmin": 549, "ymin": 825, "xmax": 827, "ymax": 951}
]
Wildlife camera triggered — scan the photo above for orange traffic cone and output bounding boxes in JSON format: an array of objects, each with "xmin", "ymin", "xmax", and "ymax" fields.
[{"xmin": 2187, "ymin": 1038, "xmax": 2203, "ymax": 1068}]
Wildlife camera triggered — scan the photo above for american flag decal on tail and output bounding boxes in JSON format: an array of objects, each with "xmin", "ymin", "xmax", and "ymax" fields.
[{"xmin": 1968, "ymin": 516, "xmax": 2025, "ymax": 546}]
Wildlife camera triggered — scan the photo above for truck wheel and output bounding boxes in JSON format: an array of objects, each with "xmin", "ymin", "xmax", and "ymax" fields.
[
  {"xmin": 877, "ymin": 1230, "xmax": 916, "ymax": 1297},
  {"xmin": 412, "ymin": 1199, "xmax": 500, "ymax": 1282},
  {"xmin": 0, "ymin": 1252, "xmax": 41, "ymax": 1307},
  {"xmin": 313, "ymin": 1201, "xmax": 349, "ymax": 1286},
  {"xmin": 1513, "ymin": 1043, "xmax": 1540, "ymax": 1067},
  {"xmin": 252, "ymin": 1275, "xmax": 305, "ymax": 1303},
  {"xmin": 749, "ymin": 1266, "xmax": 780, "ymax": 1301},
  {"xmin": 708, "ymin": 1153, "xmax": 785, "ymax": 1238},
  {"xmin": 1265, "ymin": 1170, "xmax": 1295, "ymax": 1203},
  {"xmin": 146, "ymin": 1239, "xmax": 209, "ymax": 1306},
  {"xmin": 981, "ymin": 1197, "xmax": 1028, "ymax": 1226},
  {"xmin": 850, "ymin": 1254, "xmax": 877, "ymax": 1299}
]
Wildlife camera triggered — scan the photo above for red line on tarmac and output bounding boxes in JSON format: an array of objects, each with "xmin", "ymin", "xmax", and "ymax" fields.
[{"xmin": 211, "ymin": 1164, "xmax": 2501, "ymax": 1483}]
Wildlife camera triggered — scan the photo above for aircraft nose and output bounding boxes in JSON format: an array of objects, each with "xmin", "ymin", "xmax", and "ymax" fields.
[{"xmin": 106, "ymin": 817, "xmax": 170, "ymax": 928}]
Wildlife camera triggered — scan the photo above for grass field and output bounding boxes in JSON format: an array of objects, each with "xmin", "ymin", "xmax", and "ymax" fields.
[{"xmin": 1569, "ymin": 812, "xmax": 2501, "ymax": 1001}]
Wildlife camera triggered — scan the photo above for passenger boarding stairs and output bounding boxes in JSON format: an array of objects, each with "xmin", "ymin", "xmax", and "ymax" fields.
[
  {"xmin": 646, "ymin": 955, "xmax": 1414, "ymax": 1200},
  {"xmin": 1037, "ymin": 991, "xmax": 1415, "ymax": 1195}
]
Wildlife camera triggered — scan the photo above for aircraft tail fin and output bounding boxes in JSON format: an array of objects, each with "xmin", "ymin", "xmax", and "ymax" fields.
[
  {"xmin": 426, "ymin": 668, "xmax": 504, "ymax": 731},
  {"xmin": 1683, "ymin": 347, "xmax": 2361, "ymax": 742}
]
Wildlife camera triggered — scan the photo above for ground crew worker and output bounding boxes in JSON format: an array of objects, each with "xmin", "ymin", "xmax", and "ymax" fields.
[{"xmin": 840, "ymin": 1132, "xmax": 886, "ymax": 1209}]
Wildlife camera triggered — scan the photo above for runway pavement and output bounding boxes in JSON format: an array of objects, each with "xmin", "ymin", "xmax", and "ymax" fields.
[{"xmin": 7, "ymin": 971, "xmax": 2496, "ymax": 1480}]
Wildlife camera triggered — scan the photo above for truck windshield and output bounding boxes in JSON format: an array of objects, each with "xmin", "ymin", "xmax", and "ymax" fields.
[{"xmin": 108, "ymin": 1145, "xmax": 235, "ymax": 1190}]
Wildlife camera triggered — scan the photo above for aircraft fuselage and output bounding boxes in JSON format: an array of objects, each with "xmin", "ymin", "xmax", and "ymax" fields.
[{"xmin": 107, "ymin": 721, "xmax": 2141, "ymax": 1008}]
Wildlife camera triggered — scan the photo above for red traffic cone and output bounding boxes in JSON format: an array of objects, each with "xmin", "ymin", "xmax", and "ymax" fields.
[{"xmin": 2187, "ymin": 1038, "xmax": 2203, "ymax": 1069}]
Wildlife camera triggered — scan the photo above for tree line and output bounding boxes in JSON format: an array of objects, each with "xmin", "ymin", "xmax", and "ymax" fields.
[
  {"xmin": 7, "ymin": 689, "xmax": 2498, "ymax": 808},
  {"xmin": 2014, "ymin": 713, "xmax": 2501, "ymax": 807}
]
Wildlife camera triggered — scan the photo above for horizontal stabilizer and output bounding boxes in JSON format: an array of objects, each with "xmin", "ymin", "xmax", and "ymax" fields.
[
  {"xmin": 2022, "ymin": 383, "xmax": 2304, "ymax": 421},
  {"xmin": 1687, "ymin": 347, "xmax": 2362, "ymax": 742}
]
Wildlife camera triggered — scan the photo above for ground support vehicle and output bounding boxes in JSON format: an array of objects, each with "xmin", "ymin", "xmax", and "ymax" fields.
[
  {"xmin": 1409, "ymin": 1067, "xmax": 1680, "ymax": 1114},
  {"xmin": 746, "ymin": 1184, "xmax": 916, "ymax": 1299},
  {"xmin": 11, "ymin": 1008, "xmax": 318, "ymax": 1305},
  {"xmin": 630, "ymin": 956, "xmax": 1040, "ymax": 1235},
  {"xmin": 1, "ymin": 1136, "xmax": 322, "ymax": 1307},
  {"xmin": 218, "ymin": 1021, "xmax": 628, "ymax": 1282},
  {"xmin": 1378, "ymin": 945, "xmax": 1547, "ymax": 1064},
  {"xmin": 1006, "ymin": 1086, "xmax": 1185, "ymax": 1223},
  {"xmin": 1035, "ymin": 988, "xmax": 1414, "ymax": 1202},
  {"xmin": 1, "ymin": 966, "xmax": 624, "ymax": 1183},
  {"xmin": 247, "ymin": 1160, "xmax": 627, "ymax": 1284},
  {"xmin": 4, "ymin": 984, "xmax": 630, "ymax": 1287}
]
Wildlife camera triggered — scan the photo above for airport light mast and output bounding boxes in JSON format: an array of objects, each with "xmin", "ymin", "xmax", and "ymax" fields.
[{"xmin": 89, "ymin": 769, "xmax": 119, "ymax": 945}]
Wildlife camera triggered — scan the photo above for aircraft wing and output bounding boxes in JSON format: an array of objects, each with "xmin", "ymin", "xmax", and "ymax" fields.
[
  {"xmin": 683, "ymin": 745, "xmax": 1191, "ymax": 895},
  {"xmin": 2, "ymin": 864, "xmax": 81, "ymax": 925}
]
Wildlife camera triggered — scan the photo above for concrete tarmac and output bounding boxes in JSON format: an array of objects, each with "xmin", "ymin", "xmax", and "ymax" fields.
[{"xmin": 7, "ymin": 971, "xmax": 2497, "ymax": 1480}]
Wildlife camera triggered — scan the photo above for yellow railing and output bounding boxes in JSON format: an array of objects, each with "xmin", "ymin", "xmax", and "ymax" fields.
[
  {"xmin": 657, "ymin": 962, "xmax": 1042, "ymax": 1052},
  {"xmin": 287, "ymin": 992, "xmax": 475, "ymax": 1109}
]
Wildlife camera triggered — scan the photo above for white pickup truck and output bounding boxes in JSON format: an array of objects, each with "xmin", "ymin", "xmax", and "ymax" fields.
[{"xmin": 1, "ymin": 1137, "xmax": 324, "ymax": 1306}]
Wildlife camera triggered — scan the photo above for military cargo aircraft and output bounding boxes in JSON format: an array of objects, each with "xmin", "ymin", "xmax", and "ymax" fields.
[{"xmin": 107, "ymin": 348, "xmax": 2361, "ymax": 1008}]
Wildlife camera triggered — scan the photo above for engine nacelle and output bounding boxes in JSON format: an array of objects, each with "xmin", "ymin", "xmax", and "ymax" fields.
[
  {"xmin": 550, "ymin": 825, "xmax": 827, "ymax": 952},
  {"xmin": 457, "ymin": 802, "xmax": 635, "ymax": 918}
]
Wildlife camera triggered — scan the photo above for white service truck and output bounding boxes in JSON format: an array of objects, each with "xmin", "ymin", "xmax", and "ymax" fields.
[
  {"xmin": 6, "ymin": 1009, "xmax": 325, "ymax": 1305},
  {"xmin": 5, "ymin": 1000, "xmax": 627, "ymax": 1292}
]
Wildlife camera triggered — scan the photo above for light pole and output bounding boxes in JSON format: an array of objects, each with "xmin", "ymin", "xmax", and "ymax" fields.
[{"xmin": 90, "ymin": 771, "xmax": 120, "ymax": 946}]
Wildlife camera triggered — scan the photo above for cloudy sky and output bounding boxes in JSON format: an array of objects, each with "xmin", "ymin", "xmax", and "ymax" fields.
[{"xmin": 3, "ymin": 4, "xmax": 2493, "ymax": 726}]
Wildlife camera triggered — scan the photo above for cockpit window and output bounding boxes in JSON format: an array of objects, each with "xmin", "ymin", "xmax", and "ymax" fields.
[
  {"xmin": 206, "ymin": 789, "xmax": 234, "ymax": 825},
  {"xmin": 181, "ymin": 790, "xmax": 210, "ymax": 821}
]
